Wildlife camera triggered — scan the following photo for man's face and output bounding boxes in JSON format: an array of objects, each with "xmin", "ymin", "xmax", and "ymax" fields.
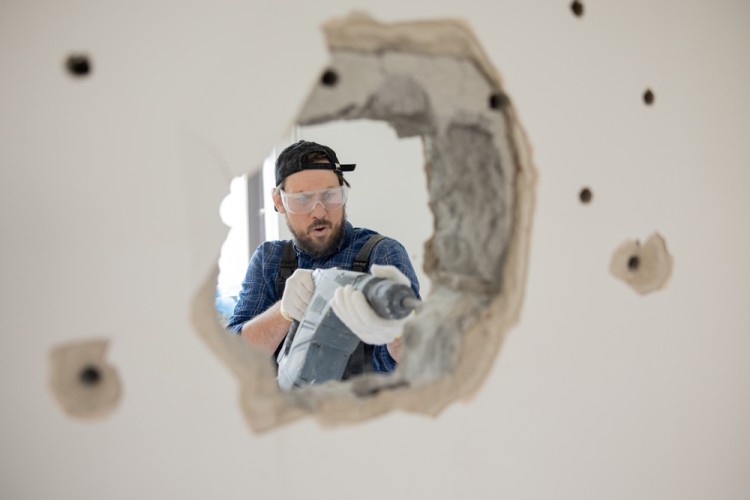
[{"xmin": 273, "ymin": 169, "xmax": 346, "ymax": 257}]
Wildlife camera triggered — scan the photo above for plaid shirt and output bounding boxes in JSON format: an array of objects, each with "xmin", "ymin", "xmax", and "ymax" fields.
[{"xmin": 227, "ymin": 221, "xmax": 420, "ymax": 373}]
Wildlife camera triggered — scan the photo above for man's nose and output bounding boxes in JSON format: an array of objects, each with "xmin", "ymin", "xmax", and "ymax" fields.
[{"xmin": 310, "ymin": 201, "xmax": 328, "ymax": 217}]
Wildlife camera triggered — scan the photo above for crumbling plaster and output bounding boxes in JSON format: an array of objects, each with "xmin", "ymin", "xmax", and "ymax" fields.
[{"xmin": 49, "ymin": 339, "xmax": 122, "ymax": 419}]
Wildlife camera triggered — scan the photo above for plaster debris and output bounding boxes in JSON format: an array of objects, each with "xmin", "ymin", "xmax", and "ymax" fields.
[
  {"xmin": 49, "ymin": 339, "xmax": 122, "ymax": 419},
  {"xmin": 610, "ymin": 233, "xmax": 673, "ymax": 294},
  {"xmin": 194, "ymin": 12, "xmax": 537, "ymax": 432}
]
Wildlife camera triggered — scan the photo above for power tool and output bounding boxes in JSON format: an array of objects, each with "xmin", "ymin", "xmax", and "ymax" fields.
[{"xmin": 276, "ymin": 268, "xmax": 419, "ymax": 390}]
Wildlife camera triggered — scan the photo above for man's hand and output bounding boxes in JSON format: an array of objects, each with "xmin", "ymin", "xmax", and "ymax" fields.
[
  {"xmin": 368, "ymin": 264, "xmax": 411, "ymax": 286},
  {"xmin": 329, "ymin": 265, "xmax": 413, "ymax": 345},
  {"xmin": 280, "ymin": 269, "xmax": 314, "ymax": 322}
]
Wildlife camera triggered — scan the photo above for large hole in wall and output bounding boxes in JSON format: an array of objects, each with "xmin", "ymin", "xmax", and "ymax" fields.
[
  {"xmin": 215, "ymin": 121, "xmax": 431, "ymax": 330},
  {"xmin": 192, "ymin": 13, "xmax": 537, "ymax": 432}
]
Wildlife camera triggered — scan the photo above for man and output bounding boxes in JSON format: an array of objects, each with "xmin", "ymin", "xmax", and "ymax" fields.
[{"xmin": 227, "ymin": 140, "xmax": 420, "ymax": 375}]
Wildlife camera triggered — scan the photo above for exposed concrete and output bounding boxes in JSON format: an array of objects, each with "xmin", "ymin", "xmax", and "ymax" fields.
[
  {"xmin": 610, "ymin": 233, "xmax": 674, "ymax": 295},
  {"xmin": 48, "ymin": 339, "xmax": 122, "ymax": 420},
  {"xmin": 193, "ymin": 12, "xmax": 537, "ymax": 431}
]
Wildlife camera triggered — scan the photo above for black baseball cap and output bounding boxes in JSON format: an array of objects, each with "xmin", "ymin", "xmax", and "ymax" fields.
[{"xmin": 274, "ymin": 140, "xmax": 356, "ymax": 187}]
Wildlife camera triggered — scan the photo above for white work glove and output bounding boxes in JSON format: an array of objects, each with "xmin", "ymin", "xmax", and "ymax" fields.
[
  {"xmin": 330, "ymin": 264, "xmax": 413, "ymax": 345},
  {"xmin": 279, "ymin": 269, "xmax": 314, "ymax": 322}
]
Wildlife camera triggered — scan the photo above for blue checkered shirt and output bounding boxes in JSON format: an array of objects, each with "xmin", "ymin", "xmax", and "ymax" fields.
[{"xmin": 227, "ymin": 221, "xmax": 420, "ymax": 372}]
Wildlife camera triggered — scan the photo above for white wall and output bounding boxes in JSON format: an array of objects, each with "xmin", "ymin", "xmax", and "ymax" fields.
[{"xmin": 1, "ymin": 1, "xmax": 749, "ymax": 499}]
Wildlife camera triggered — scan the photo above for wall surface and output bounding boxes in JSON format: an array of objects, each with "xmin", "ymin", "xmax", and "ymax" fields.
[{"xmin": 1, "ymin": 1, "xmax": 749, "ymax": 499}]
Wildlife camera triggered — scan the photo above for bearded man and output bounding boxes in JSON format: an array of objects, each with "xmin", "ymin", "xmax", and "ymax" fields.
[{"xmin": 227, "ymin": 140, "xmax": 420, "ymax": 376}]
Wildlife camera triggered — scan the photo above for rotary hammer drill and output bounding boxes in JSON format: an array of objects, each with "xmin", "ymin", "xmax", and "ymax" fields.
[{"xmin": 276, "ymin": 268, "xmax": 419, "ymax": 390}]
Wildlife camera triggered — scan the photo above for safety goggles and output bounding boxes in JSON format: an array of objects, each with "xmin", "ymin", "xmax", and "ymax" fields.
[{"xmin": 278, "ymin": 185, "xmax": 349, "ymax": 214}]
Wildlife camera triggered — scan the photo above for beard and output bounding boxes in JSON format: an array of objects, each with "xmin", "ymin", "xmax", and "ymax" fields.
[{"xmin": 287, "ymin": 209, "xmax": 346, "ymax": 258}]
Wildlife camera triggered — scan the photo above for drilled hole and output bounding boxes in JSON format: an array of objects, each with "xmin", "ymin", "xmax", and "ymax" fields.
[
  {"xmin": 488, "ymin": 92, "xmax": 508, "ymax": 110},
  {"xmin": 65, "ymin": 54, "xmax": 92, "ymax": 77},
  {"xmin": 79, "ymin": 365, "xmax": 102, "ymax": 386},
  {"xmin": 643, "ymin": 89, "xmax": 655, "ymax": 105},
  {"xmin": 320, "ymin": 69, "xmax": 339, "ymax": 87},
  {"xmin": 571, "ymin": 1, "xmax": 584, "ymax": 17},
  {"xmin": 579, "ymin": 187, "xmax": 593, "ymax": 204},
  {"xmin": 628, "ymin": 255, "xmax": 640, "ymax": 271}
]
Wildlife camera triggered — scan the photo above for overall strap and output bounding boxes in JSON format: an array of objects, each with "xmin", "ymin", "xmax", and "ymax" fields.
[
  {"xmin": 277, "ymin": 233, "xmax": 384, "ymax": 296},
  {"xmin": 275, "ymin": 241, "xmax": 297, "ymax": 298},
  {"xmin": 351, "ymin": 234, "xmax": 386, "ymax": 273},
  {"xmin": 344, "ymin": 233, "xmax": 385, "ymax": 379},
  {"xmin": 273, "ymin": 241, "xmax": 297, "ymax": 366}
]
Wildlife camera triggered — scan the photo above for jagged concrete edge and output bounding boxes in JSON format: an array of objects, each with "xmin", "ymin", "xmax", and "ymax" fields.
[
  {"xmin": 323, "ymin": 12, "xmax": 504, "ymax": 90},
  {"xmin": 380, "ymin": 99, "xmax": 537, "ymax": 418},
  {"xmin": 189, "ymin": 13, "xmax": 537, "ymax": 432},
  {"xmin": 313, "ymin": 13, "xmax": 538, "ymax": 419}
]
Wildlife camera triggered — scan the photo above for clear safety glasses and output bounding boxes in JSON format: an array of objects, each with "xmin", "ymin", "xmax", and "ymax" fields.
[{"xmin": 278, "ymin": 185, "xmax": 349, "ymax": 214}]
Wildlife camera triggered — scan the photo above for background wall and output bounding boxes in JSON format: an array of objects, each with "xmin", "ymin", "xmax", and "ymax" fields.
[{"xmin": 1, "ymin": 1, "xmax": 749, "ymax": 499}]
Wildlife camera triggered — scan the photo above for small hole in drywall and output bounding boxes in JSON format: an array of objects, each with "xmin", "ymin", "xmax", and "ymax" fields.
[
  {"xmin": 571, "ymin": 1, "xmax": 584, "ymax": 17},
  {"xmin": 65, "ymin": 54, "xmax": 92, "ymax": 77},
  {"xmin": 628, "ymin": 255, "xmax": 640, "ymax": 271},
  {"xmin": 321, "ymin": 69, "xmax": 339, "ymax": 87},
  {"xmin": 79, "ymin": 365, "xmax": 102, "ymax": 386},
  {"xmin": 488, "ymin": 92, "xmax": 508, "ymax": 110},
  {"xmin": 643, "ymin": 89, "xmax": 655, "ymax": 105},
  {"xmin": 579, "ymin": 187, "xmax": 593, "ymax": 204}
]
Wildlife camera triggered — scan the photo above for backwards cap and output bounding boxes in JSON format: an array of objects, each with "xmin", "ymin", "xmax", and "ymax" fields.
[{"xmin": 274, "ymin": 140, "xmax": 356, "ymax": 187}]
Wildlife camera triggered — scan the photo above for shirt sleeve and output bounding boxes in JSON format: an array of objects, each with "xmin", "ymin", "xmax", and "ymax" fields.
[
  {"xmin": 372, "ymin": 345, "xmax": 398, "ymax": 372},
  {"xmin": 367, "ymin": 237, "xmax": 421, "ymax": 299},
  {"xmin": 226, "ymin": 244, "xmax": 276, "ymax": 334}
]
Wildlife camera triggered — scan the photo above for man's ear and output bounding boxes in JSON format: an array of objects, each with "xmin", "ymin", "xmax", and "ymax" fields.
[{"xmin": 271, "ymin": 189, "xmax": 286, "ymax": 214}]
